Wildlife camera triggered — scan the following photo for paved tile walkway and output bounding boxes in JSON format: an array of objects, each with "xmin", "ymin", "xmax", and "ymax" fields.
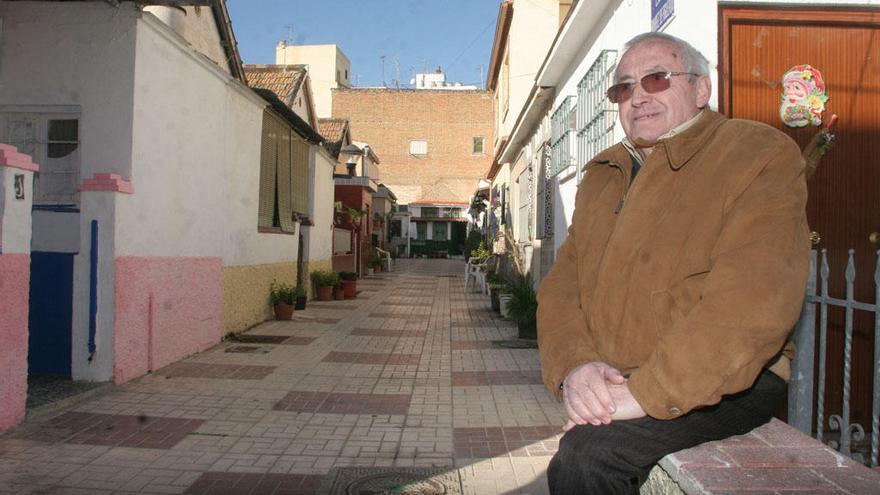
[{"xmin": 0, "ymin": 259, "xmax": 565, "ymax": 494}]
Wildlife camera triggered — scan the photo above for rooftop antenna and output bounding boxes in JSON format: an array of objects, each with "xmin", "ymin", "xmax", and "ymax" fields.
[
  {"xmin": 394, "ymin": 56, "xmax": 400, "ymax": 89},
  {"xmin": 283, "ymin": 24, "xmax": 294, "ymax": 67},
  {"xmin": 380, "ymin": 55, "xmax": 386, "ymax": 87},
  {"xmin": 478, "ymin": 64, "xmax": 484, "ymax": 90}
]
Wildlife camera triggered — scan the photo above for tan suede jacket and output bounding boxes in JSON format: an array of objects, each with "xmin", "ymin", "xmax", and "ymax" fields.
[{"xmin": 537, "ymin": 110, "xmax": 810, "ymax": 420}]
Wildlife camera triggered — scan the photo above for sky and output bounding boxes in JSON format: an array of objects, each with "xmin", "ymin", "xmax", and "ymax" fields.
[{"xmin": 226, "ymin": 0, "xmax": 503, "ymax": 89}]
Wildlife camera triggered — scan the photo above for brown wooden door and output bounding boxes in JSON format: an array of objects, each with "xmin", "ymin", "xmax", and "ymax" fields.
[{"xmin": 721, "ymin": 6, "xmax": 880, "ymax": 435}]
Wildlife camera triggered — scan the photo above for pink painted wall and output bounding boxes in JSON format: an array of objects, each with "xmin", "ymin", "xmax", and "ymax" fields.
[
  {"xmin": 114, "ymin": 256, "xmax": 223, "ymax": 383},
  {"xmin": 0, "ymin": 254, "xmax": 29, "ymax": 431}
]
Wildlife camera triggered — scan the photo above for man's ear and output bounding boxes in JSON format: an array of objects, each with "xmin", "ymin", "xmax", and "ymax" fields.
[{"xmin": 695, "ymin": 75, "xmax": 711, "ymax": 108}]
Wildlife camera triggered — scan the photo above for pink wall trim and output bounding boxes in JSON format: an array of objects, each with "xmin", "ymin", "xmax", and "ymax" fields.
[
  {"xmin": 0, "ymin": 144, "xmax": 39, "ymax": 172},
  {"xmin": 0, "ymin": 254, "xmax": 29, "ymax": 432},
  {"xmin": 114, "ymin": 256, "xmax": 223, "ymax": 384},
  {"xmin": 78, "ymin": 173, "xmax": 134, "ymax": 194}
]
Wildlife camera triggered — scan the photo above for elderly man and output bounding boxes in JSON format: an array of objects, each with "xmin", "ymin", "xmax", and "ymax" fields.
[{"xmin": 537, "ymin": 32, "xmax": 809, "ymax": 493}]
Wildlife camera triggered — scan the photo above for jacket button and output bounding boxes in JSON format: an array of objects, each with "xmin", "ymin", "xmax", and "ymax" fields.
[{"xmin": 668, "ymin": 407, "xmax": 682, "ymax": 416}]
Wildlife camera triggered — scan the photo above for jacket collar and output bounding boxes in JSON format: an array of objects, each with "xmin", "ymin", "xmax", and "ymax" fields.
[
  {"xmin": 657, "ymin": 110, "xmax": 727, "ymax": 170},
  {"xmin": 590, "ymin": 110, "xmax": 727, "ymax": 171}
]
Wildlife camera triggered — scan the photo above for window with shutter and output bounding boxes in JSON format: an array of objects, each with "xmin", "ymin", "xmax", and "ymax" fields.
[
  {"xmin": 291, "ymin": 136, "xmax": 309, "ymax": 215},
  {"xmin": 258, "ymin": 111, "xmax": 279, "ymax": 229}
]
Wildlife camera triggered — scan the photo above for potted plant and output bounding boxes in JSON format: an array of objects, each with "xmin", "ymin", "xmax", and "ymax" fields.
[
  {"xmin": 293, "ymin": 285, "xmax": 307, "ymax": 310},
  {"xmin": 487, "ymin": 272, "xmax": 503, "ymax": 312},
  {"xmin": 339, "ymin": 271, "xmax": 358, "ymax": 299},
  {"xmin": 334, "ymin": 281, "xmax": 346, "ymax": 300},
  {"xmin": 498, "ymin": 286, "xmax": 513, "ymax": 319},
  {"xmin": 311, "ymin": 269, "xmax": 338, "ymax": 301},
  {"xmin": 269, "ymin": 281, "xmax": 296, "ymax": 320},
  {"xmin": 506, "ymin": 275, "xmax": 538, "ymax": 340},
  {"xmin": 370, "ymin": 249, "xmax": 384, "ymax": 273}
]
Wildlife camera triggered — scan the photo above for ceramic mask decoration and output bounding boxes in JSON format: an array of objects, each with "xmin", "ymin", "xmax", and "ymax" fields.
[{"xmin": 780, "ymin": 64, "xmax": 828, "ymax": 128}]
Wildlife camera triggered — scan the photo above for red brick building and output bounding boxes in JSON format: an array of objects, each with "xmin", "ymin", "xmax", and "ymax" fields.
[
  {"xmin": 332, "ymin": 88, "xmax": 493, "ymax": 256},
  {"xmin": 331, "ymin": 88, "xmax": 493, "ymax": 206}
]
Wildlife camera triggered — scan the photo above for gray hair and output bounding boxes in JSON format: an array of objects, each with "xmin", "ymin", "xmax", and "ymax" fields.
[{"xmin": 621, "ymin": 32, "xmax": 710, "ymax": 77}]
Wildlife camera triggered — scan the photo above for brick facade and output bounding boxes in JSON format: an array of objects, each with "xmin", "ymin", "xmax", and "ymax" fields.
[{"xmin": 331, "ymin": 88, "xmax": 494, "ymax": 205}]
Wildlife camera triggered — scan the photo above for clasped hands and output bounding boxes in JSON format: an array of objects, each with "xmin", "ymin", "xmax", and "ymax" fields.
[{"xmin": 561, "ymin": 361, "xmax": 646, "ymax": 431}]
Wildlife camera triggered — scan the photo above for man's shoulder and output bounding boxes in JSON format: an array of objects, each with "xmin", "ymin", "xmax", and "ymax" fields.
[{"xmin": 716, "ymin": 116, "xmax": 797, "ymax": 148}]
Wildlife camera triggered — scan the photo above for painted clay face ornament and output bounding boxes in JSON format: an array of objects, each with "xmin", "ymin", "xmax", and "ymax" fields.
[{"xmin": 780, "ymin": 64, "xmax": 828, "ymax": 127}]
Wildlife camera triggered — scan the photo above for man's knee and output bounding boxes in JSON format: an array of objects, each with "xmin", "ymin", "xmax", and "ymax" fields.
[{"xmin": 548, "ymin": 425, "xmax": 645, "ymax": 494}]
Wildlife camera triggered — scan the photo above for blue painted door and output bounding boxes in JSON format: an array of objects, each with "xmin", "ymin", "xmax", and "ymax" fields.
[{"xmin": 28, "ymin": 251, "xmax": 74, "ymax": 376}]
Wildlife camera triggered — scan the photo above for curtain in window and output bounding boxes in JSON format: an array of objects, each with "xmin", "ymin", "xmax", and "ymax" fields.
[
  {"xmin": 276, "ymin": 116, "xmax": 295, "ymax": 233},
  {"xmin": 258, "ymin": 111, "xmax": 278, "ymax": 229},
  {"xmin": 291, "ymin": 136, "xmax": 310, "ymax": 215}
]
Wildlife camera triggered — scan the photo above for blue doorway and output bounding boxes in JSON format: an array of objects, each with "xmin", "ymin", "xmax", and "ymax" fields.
[{"xmin": 28, "ymin": 251, "xmax": 74, "ymax": 376}]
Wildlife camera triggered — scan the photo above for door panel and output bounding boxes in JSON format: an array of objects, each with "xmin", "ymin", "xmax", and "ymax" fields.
[
  {"xmin": 28, "ymin": 252, "xmax": 74, "ymax": 376},
  {"xmin": 722, "ymin": 6, "xmax": 879, "ymax": 432}
]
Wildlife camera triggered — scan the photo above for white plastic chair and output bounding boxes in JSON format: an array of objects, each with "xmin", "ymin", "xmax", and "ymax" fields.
[
  {"xmin": 376, "ymin": 247, "xmax": 392, "ymax": 272},
  {"xmin": 464, "ymin": 257, "xmax": 488, "ymax": 294}
]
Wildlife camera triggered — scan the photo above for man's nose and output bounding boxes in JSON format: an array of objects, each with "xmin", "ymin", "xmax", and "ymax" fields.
[{"xmin": 630, "ymin": 81, "xmax": 651, "ymax": 105}]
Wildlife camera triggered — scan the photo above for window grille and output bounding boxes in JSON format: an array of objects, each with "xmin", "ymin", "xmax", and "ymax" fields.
[
  {"xmin": 517, "ymin": 165, "xmax": 532, "ymax": 241},
  {"xmin": 536, "ymin": 143, "xmax": 553, "ymax": 239},
  {"xmin": 576, "ymin": 49, "xmax": 618, "ymax": 182},
  {"xmin": 550, "ymin": 95, "xmax": 577, "ymax": 176}
]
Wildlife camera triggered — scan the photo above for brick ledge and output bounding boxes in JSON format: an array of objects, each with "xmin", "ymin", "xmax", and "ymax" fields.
[{"xmin": 641, "ymin": 419, "xmax": 880, "ymax": 494}]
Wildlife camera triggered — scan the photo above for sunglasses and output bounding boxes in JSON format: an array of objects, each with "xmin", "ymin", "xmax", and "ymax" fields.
[{"xmin": 606, "ymin": 71, "xmax": 699, "ymax": 104}]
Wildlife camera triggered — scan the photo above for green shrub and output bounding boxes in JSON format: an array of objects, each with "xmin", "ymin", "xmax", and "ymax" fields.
[
  {"xmin": 292, "ymin": 285, "xmax": 307, "ymax": 298},
  {"xmin": 506, "ymin": 275, "xmax": 538, "ymax": 326},
  {"xmin": 464, "ymin": 229, "xmax": 483, "ymax": 259},
  {"xmin": 470, "ymin": 241, "xmax": 492, "ymax": 262},
  {"xmin": 269, "ymin": 281, "xmax": 296, "ymax": 305},
  {"xmin": 339, "ymin": 271, "xmax": 358, "ymax": 281},
  {"xmin": 311, "ymin": 269, "xmax": 339, "ymax": 288}
]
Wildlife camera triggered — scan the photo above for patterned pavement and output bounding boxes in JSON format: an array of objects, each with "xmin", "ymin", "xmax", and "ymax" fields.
[{"xmin": 0, "ymin": 259, "xmax": 565, "ymax": 494}]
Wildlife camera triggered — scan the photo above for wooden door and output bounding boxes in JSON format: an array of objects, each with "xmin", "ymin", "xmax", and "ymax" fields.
[{"xmin": 721, "ymin": 6, "xmax": 880, "ymax": 434}]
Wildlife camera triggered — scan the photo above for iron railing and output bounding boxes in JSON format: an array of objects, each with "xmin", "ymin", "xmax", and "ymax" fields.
[{"xmin": 789, "ymin": 249, "xmax": 879, "ymax": 466}]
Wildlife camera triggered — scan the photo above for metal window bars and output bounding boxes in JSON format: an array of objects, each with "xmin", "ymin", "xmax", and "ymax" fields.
[
  {"xmin": 788, "ymin": 249, "xmax": 880, "ymax": 467},
  {"xmin": 550, "ymin": 95, "xmax": 577, "ymax": 177},
  {"xmin": 576, "ymin": 50, "xmax": 618, "ymax": 183}
]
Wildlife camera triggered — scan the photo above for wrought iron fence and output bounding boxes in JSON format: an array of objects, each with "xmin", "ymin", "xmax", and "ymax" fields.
[{"xmin": 788, "ymin": 249, "xmax": 879, "ymax": 466}]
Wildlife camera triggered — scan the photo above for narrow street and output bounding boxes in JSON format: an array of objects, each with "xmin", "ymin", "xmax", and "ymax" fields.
[{"xmin": 0, "ymin": 259, "xmax": 564, "ymax": 495}]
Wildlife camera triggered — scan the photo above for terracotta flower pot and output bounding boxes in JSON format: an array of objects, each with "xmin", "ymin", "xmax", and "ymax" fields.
[
  {"xmin": 273, "ymin": 302, "xmax": 294, "ymax": 320},
  {"xmin": 316, "ymin": 286, "xmax": 333, "ymax": 301},
  {"xmin": 341, "ymin": 280, "xmax": 357, "ymax": 299},
  {"xmin": 334, "ymin": 287, "xmax": 345, "ymax": 300}
]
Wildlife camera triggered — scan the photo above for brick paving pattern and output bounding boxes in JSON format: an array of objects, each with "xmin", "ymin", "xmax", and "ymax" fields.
[
  {"xmin": 1, "ymin": 259, "xmax": 871, "ymax": 494},
  {"xmin": 21, "ymin": 412, "xmax": 204, "ymax": 449},
  {"xmin": 159, "ymin": 362, "xmax": 277, "ymax": 380},
  {"xmin": 185, "ymin": 472, "xmax": 323, "ymax": 494}
]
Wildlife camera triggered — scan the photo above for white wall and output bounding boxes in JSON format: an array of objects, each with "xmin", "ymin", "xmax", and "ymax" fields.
[
  {"xmin": 276, "ymin": 44, "xmax": 350, "ymax": 118},
  {"xmin": 306, "ymin": 146, "xmax": 335, "ymax": 263},
  {"xmin": 142, "ymin": 6, "xmax": 229, "ymax": 73},
  {"xmin": 118, "ymin": 14, "xmax": 296, "ymax": 266},
  {"xmin": 499, "ymin": 0, "xmax": 561, "ymax": 139},
  {"xmin": 0, "ymin": 3, "xmax": 137, "ymax": 180}
]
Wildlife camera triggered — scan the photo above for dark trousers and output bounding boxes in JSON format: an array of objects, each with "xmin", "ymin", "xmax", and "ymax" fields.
[{"xmin": 546, "ymin": 370, "xmax": 785, "ymax": 494}]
